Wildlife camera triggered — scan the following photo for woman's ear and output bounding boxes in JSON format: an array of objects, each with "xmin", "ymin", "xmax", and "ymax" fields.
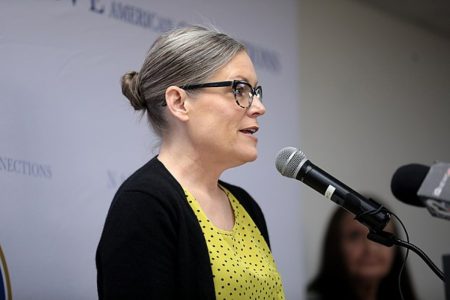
[{"xmin": 164, "ymin": 86, "xmax": 189, "ymax": 122}]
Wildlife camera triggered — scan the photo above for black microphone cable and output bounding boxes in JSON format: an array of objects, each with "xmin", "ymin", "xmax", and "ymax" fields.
[
  {"xmin": 390, "ymin": 212, "xmax": 409, "ymax": 300},
  {"xmin": 351, "ymin": 206, "xmax": 409, "ymax": 300},
  {"xmin": 350, "ymin": 203, "xmax": 408, "ymax": 300}
]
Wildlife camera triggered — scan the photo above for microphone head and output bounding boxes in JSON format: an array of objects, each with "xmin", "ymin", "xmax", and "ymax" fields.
[
  {"xmin": 390, "ymin": 163, "xmax": 430, "ymax": 207},
  {"xmin": 275, "ymin": 147, "xmax": 307, "ymax": 178}
]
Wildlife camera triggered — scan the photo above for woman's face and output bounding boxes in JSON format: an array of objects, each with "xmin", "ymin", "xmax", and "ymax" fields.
[
  {"xmin": 184, "ymin": 51, "xmax": 266, "ymax": 168},
  {"xmin": 340, "ymin": 213, "xmax": 395, "ymax": 283}
]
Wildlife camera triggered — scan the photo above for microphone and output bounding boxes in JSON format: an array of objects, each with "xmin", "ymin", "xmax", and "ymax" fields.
[
  {"xmin": 275, "ymin": 147, "xmax": 391, "ymax": 232},
  {"xmin": 391, "ymin": 162, "xmax": 450, "ymax": 220},
  {"xmin": 391, "ymin": 164, "xmax": 428, "ymax": 207}
]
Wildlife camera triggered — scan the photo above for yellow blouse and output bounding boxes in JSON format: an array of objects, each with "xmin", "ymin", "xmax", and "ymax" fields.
[{"xmin": 184, "ymin": 186, "xmax": 285, "ymax": 300}]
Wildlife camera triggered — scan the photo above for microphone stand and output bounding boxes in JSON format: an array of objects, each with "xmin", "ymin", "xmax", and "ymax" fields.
[{"xmin": 366, "ymin": 230, "xmax": 444, "ymax": 281}]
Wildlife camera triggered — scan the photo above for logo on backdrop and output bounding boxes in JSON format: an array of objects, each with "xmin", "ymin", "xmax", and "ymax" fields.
[
  {"xmin": 0, "ymin": 156, "xmax": 52, "ymax": 179},
  {"xmin": 0, "ymin": 245, "xmax": 12, "ymax": 300},
  {"xmin": 59, "ymin": 0, "xmax": 281, "ymax": 73}
]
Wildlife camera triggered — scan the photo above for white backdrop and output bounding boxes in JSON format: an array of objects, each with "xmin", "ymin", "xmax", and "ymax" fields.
[{"xmin": 0, "ymin": 0, "xmax": 304, "ymax": 299}]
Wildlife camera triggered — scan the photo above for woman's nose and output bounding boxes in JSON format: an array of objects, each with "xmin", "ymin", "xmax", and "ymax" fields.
[{"xmin": 248, "ymin": 96, "xmax": 265, "ymax": 116}]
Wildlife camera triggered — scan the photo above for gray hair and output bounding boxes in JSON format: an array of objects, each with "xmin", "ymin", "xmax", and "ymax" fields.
[{"xmin": 121, "ymin": 25, "xmax": 247, "ymax": 137}]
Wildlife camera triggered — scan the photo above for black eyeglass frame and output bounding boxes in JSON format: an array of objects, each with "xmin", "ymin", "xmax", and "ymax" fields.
[{"xmin": 179, "ymin": 80, "xmax": 262, "ymax": 109}]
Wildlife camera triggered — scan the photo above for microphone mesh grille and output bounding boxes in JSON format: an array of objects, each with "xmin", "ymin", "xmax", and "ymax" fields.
[{"xmin": 275, "ymin": 147, "xmax": 307, "ymax": 178}]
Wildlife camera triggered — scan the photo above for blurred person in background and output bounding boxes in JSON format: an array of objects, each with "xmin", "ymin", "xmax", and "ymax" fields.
[{"xmin": 307, "ymin": 203, "xmax": 418, "ymax": 300}]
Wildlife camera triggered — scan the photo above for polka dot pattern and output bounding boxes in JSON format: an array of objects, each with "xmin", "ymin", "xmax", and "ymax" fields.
[{"xmin": 184, "ymin": 186, "xmax": 285, "ymax": 300}]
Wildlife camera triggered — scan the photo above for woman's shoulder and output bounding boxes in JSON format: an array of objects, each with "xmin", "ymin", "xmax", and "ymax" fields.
[
  {"xmin": 116, "ymin": 156, "xmax": 182, "ymax": 196},
  {"xmin": 219, "ymin": 181, "xmax": 253, "ymax": 201},
  {"xmin": 108, "ymin": 156, "xmax": 186, "ymax": 214}
]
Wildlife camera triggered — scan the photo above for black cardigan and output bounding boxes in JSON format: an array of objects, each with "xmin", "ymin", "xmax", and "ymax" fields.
[{"xmin": 96, "ymin": 156, "xmax": 270, "ymax": 299}]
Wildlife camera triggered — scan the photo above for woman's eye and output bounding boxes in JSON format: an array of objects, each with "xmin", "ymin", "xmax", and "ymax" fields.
[{"xmin": 234, "ymin": 86, "xmax": 246, "ymax": 96}]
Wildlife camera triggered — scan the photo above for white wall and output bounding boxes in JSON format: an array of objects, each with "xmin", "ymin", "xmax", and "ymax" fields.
[{"xmin": 298, "ymin": 0, "xmax": 450, "ymax": 299}]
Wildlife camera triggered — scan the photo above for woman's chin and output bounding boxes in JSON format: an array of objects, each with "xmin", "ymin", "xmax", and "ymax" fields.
[{"xmin": 353, "ymin": 268, "xmax": 389, "ymax": 282}]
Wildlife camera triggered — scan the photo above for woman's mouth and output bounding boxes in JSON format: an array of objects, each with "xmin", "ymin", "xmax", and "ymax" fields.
[{"xmin": 239, "ymin": 127, "xmax": 259, "ymax": 135}]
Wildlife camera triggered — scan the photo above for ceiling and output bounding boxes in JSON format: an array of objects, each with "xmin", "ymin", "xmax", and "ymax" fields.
[{"xmin": 355, "ymin": 0, "xmax": 450, "ymax": 39}]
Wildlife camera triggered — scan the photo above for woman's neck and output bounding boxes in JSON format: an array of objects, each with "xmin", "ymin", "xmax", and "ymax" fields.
[
  {"xmin": 352, "ymin": 279, "xmax": 380, "ymax": 300},
  {"xmin": 158, "ymin": 141, "xmax": 223, "ymax": 193},
  {"xmin": 158, "ymin": 141, "xmax": 235, "ymax": 231}
]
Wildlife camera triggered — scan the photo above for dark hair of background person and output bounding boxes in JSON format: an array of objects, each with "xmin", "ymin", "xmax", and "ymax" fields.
[{"xmin": 307, "ymin": 206, "xmax": 418, "ymax": 300}]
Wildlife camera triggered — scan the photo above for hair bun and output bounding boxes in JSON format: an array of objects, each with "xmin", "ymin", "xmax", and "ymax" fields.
[{"xmin": 121, "ymin": 71, "xmax": 146, "ymax": 110}]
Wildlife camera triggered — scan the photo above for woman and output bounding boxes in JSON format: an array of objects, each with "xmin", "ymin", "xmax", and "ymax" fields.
[
  {"xmin": 307, "ymin": 206, "xmax": 417, "ymax": 300},
  {"xmin": 96, "ymin": 25, "xmax": 285, "ymax": 299}
]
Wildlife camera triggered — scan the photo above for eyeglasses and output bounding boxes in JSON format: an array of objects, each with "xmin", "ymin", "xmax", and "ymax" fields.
[{"xmin": 179, "ymin": 80, "xmax": 263, "ymax": 109}]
